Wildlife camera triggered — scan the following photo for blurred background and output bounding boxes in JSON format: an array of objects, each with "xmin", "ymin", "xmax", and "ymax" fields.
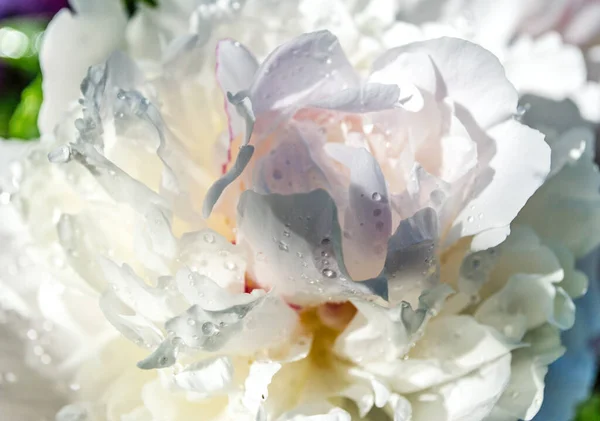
[{"xmin": 0, "ymin": 1, "xmax": 598, "ymax": 420}]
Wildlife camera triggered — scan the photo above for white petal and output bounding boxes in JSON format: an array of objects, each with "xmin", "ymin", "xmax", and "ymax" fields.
[
  {"xmin": 363, "ymin": 315, "xmax": 515, "ymax": 393},
  {"xmin": 39, "ymin": 1, "xmax": 127, "ymax": 135},
  {"xmin": 216, "ymin": 39, "xmax": 259, "ymax": 143},
  {"xmin": 409, "ymin": 353, "xmax": 512, "ymax": 421},
  {"xmin": 448, "ymin": 120, "xmax": 550, "ymax": 248},
  {"xmin": 475, "ymin": 270, "xmax": 572, "ymax": 341},
  {"xmin": 383, "ymin": 207, "xmax": 439, "ymax": 307},
  {"xmin": 335, "ymin": 284, "xmax": 452, "ymax": 364},
  {"xmin": 373, "ymin": 37, "xmax": 518, "ymax": 129},
  {"xmin": 173, "ymin": 356, "xmax": 234, "ymax": 395},
  {"xmin": 249, "ymin": 30, "xmax": 358, "ymax": 119},
  {"xmin": 491, "ymin": 325, "xmax": 565, "ymax": 421},
  {"xmin": 325, "ymin": 144, "xmax": 392, "ymax": 280},
  {"xmin": 203, "ymin": 144, "xmax": 254, "ymax": 218},
  {"xmin": 237, "ymin": 189, "xmax": 384, "ymax": 305},
  {"xmin": 177, "ymin": 229, "xmax": 246, "ymax": 294}
]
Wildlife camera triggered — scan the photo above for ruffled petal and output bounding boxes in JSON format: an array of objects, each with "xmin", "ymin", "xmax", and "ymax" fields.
[
  {"xmin": 373, "ymin": 37, "xmax": 518, "ymax": 129},
  {"xmin": 237, "ymin": 189, "xmax": 385, "ymax": 305},
  {"xmin": 39, "ymin": 0, "xmax": 127, "ymax": 135}
]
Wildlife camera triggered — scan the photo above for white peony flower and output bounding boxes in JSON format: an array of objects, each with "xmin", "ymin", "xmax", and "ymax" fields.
[{"xmin": 0, "ymin": 1, "xmax": 599, "ymax": 421}]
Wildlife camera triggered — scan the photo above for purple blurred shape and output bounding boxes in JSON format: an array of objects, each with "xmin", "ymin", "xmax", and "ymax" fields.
[{"xmin": 0, "ymin": 0, "xmax": 68, "ymax": 19}]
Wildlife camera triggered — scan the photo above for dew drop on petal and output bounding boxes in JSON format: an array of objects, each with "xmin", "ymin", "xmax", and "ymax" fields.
[
  {"xmin": 224, "ymin": 261, "xmax": 237, "ymax": 271},
  {"xmin": 278, "ymin": 241, "xmax": 289, "ymax": 252},
  {"xmin": 201, "ymin": 322, "xmax": 219, "ymax": 336},
  {"xmin": 48, "ymin": 145, "xmax": 72, "ymax": 164},
  {"xmin": 322, "ymin": 268, "xmax": 337, "ymax": 279},
  {"xmin": 203, "ymin": 233, "xmax": 215, "ymax": 244},
  {"xmin": 372, "ymin": 192, "xmax": 382, "ymax": 202}
]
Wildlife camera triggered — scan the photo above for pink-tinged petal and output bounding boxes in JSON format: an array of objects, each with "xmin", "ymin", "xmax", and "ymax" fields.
[
  {"xmin": 325, "ymin": 144, "xmax": 392, "ymax": 280},
  {"xmin": 237, "ymin": 189, "xmax": 386, "ymax": 306},
  {"xmin": 202, "ymin": 144, "xmax": 254, "ymax": 218},
  {"xmin": 373, "ymin": 37, "xmax": 518, "ymax": 129},
  {"xmin": 309, "ymin": 83, "xmax": 401, "ymax": 113},
  {"xmin": 216, "ymin": 39, "xmax": 259, "ymax": 170},
  {"xmin": 248, "ymin": 30, "xmax": 359, "ymax": 123},
  {"xmin": 447, "ymin": 120, "xmax": 550, "ymax": 249},
  {"xmin": 253, "ymin": 124, "xmax": 330, "ymax": 195},
  {"xmin": 564, "ymin": 2, "xmax": 600, "ymax": 45}
]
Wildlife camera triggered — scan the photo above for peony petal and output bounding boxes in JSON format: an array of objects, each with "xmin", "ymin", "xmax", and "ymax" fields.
[
  {"xmin": 202, "ymin": 144, "xmax": 254, "ymax": 218},
  {"xmin": 504, "ymin": 34, "xmax": 586, "ymax": 101},
  {"xmin": 409, "ymin": 353, "xmax": 512, "ymax": 421},
  {"xmin": 249, "ymin": 30, "xmax": 358, "ymax": 120},
  {"xmin": 237, "ymin": 189, "xmax": 386, "ymax": 305},
  {"xmin": 39, "ymin": 0, "xmax": 127, "ymax": 135},
  {"xmin": 475, "ymin": 270, "xmax": 573, "ymax": 340},
  {"xmin": 363, "ymin": 315, "xmax": 516, "ymax": 393},
  {"xmin": 325, "ymin": 144, "xmax": 392, "ymax": 280},
  {"xmin": 335, "ymin": 284, "xmax": 452, "ymax": 364},
  {"xmin": 382, "ymin": 207, "xmax": 439, "ymax": 307},
  {"xmin": 373, "ymin": 37, "xmax": 518, "ymax": 129},
  {"xmin": 99, "ymin": 289, "xmax": 164, "ymax": 349},
  {"xmin": 448, "ymin": 120, "xmax": 550, "ymax": 248},
  {"xmin": 177, "ymin": 229, "xmax": 246, "ymax": 294},
  {"xmin": 173, "ymin": 356, "xmax": 234, "ymax": 395},
  {"xmin": 216, "ymin": 39, "xmax": 259, "ymax": 144},
  {"xmin": 254, "ymin": 124, "xmax": 331, "ymax": 195},
  {"xmin": 491, "ymin": 325, "xmax": 565, "ymax": 421}
]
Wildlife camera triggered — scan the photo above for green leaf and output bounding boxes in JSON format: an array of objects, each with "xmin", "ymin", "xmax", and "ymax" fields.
[
  {"xmin": 0, "ymin": 19, "xmax": 48, "ymax": 75},
  {"xmin": 8, "ymin": 74, "xmax": 42, "ymax": 140},
  {"xmin": 576, "ymin": 394, "xmax": 600, "ymax": 421},
  {"xmin": 122, "ymin": 0, "xmax": 158, "ymax": 17}
]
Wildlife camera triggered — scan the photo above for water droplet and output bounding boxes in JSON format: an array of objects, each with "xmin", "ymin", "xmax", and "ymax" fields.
[
  {"xmin": 322, "ymin": 268, "xmax": 337, "ymax": 278},
  {"xmin": 203, "ymin": 233, "xmax": 215, "ymax": 244},
  {"xmin": 224, "ymin": 261, "xmax": 237, "ymax": 271},
  {"xmin": 201, "ymin": 322, "xmax": 219, "ymax": 336},
  {"xmin": 117, "ymin": 90, "xmax": 126, "ymax": 100},
  {"xmin": 478, "ymin": 213, "xmax": 484, "ymax": 219},
  {"xmin": 283, "ymin": 230, "xmax": 291, "ymax": 237},
  {"xmin": 296, "ymin": 251, "xmax": 303, "ymax": 258},
  {"xmin": 321, "ymin": 238, "xmax": 331, "ymax": 246},
  {"xmin": 467, "ymin": 216, "xmax": 474, "ymax": 223},
  {"xmin": 188, "ymin": 318, "xmax": 196, "ymax": 326},
  {"xmin": 4, "ymin": 372, "xmax": 16, "ymax": 383},
  {"xmin": 373, "ymin": 209, "xmax": 382, "ymax": 217},
  {"xmin": 278, "ymin": 241, "xmax": 289, "ymax": 252},
  {"xmin": 430, "ymin": 190, "xmax": 445, "ymax": 206},
  {"xmin": 48, "ymin": 145, "xmax": 72, "ymax": 164},
  {"xmin": 26, "ymin": 329, "xmax": 38, "ymax": 340},
  {"xmin": 114, "ymin": 111, "xmax": 125, "ymax": 119},
  {"xmin": 372, "ymin": 192, "xmax": 382, "ymax": 202},
  {"xmin": 321, "ymin": 250, "xmax": 329, "ymax": 257}
]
